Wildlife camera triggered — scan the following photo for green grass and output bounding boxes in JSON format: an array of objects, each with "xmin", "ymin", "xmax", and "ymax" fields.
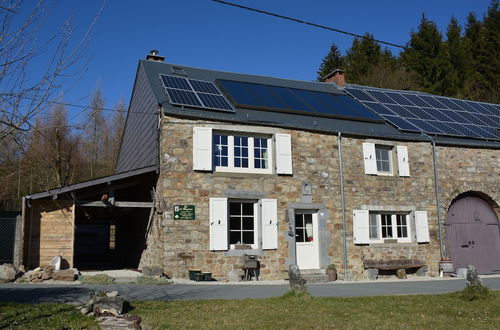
[
  {"xmin": 78, "ymin": 274, "xmax": 115, "ymax": 284},
  {"xmin": 0, "ymin": 303, "xmax": 98, "ymax": 329},
  {"xmin": 131, "ymin": 291, "xmax": 500, "ymax": 329}
]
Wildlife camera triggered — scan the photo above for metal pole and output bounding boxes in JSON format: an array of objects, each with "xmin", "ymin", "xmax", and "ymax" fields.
[
  {"xmin": 338, "ymin": 132, "xmax": 348, "ymax": 281},
  {"xmin": 432, "ymin": 140, "xmax": 444, "ymax": 258}
]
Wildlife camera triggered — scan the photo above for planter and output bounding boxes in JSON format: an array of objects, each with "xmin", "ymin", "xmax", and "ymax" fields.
[
  {"xmin": 194, "ymin": 273, "xmax": 205, "ymax": 282},
  {"xmin": 439, "ymin": 260, "xmax": 454, "ymax": 274},
  {"xmin": 326, "ymin": 269, "xmax": 337, "ymax": 282},
  {"xmin": 202, "ymin": 272, "xmax": 212, "ymax": 281},
  {"xmin": 188, "ymin": 269, "xmax": 202, "ymax": 281}
]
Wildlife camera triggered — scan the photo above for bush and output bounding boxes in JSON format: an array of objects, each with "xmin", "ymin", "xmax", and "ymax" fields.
[
  {"xmin": 457, "ymin": 283, "xmax": 493, "ymax": 301},
  {"xmin": 79, "ymin": 274, "xmax": 115, "ymax": 285},
  {"xmin": 281, "ymin": 290, "xmax": 312, "ymax": 301},
  {"xmin": 135, "ymin": 276, "xmax": 170, "ymax": 285}
]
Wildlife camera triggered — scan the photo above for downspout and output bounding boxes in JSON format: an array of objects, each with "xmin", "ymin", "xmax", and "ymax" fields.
[
  {"xmin": 431, "ymin": 140, "xmax": 444, "ymax": 258},
  {"xmin": 338, "ymin": 132, "xmax": 348, "ymax": 280}
]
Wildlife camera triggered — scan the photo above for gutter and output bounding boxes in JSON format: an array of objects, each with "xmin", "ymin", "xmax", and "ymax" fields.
[
  {"xmin": 431, "ymin": 140, "xmax": 444, "ymax": 258},
  {"xmin": 338, "ymin": 132, "xmax": 348, "ymax": 280}
]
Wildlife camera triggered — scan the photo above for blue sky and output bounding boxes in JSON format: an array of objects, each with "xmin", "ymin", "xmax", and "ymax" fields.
[{"xmin": 21, "ymin": 0, "xmax": 493, "ymax": 122}]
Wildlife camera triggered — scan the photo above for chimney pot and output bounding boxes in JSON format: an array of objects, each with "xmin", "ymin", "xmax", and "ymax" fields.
[
  {"xmin": 146, "ymin": 50, "xmax": 165, "ymax": 62},
  {"xmin": 323, "ymin": 69, "xmax": 346, "ymax": 87}
]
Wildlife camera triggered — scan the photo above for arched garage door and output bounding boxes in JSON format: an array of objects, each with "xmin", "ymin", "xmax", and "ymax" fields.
[{"xmin": 445, "ymin": 195, "xmax": 500, "ymax": 274}]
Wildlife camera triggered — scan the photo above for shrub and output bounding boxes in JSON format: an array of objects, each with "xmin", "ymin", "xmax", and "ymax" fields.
[{"xmin": 79, "ymin": 274, "xmax": 115, "ymax": 285}]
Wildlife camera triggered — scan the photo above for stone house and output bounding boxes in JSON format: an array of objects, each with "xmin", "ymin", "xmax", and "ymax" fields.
[{"xmin": 21, "ymin": 52, "xmax": 500, "ymax": 281}]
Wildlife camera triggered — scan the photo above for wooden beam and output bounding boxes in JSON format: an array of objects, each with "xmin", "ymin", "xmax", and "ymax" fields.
[{"xmin": 79, "ymin": 200, "xmax": 154, "ymax": 208}]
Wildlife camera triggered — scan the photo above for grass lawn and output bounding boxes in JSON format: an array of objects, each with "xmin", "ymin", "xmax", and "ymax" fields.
[
  {"xmin": 0, "ymin": 303, "xmax": 98, "ymax": 329},
  {"xmin": 131, "ymin": 291, "xmax": 500, "ymax": 329},
  {"xmin": 1, "ymin": 291, "xmax": 499, "ymax": 329}
]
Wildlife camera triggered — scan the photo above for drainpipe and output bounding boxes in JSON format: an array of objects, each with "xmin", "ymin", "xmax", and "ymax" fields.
[
  {"xmin": 338, "ymin": 132, "xmax": 348, "ymax": 281},
  {"xmin": 432, "ymin": 140, "xmax": 444, "ymax": 258}
]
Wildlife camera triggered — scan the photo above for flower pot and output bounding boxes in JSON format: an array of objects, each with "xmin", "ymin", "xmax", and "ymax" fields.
[
  {"xmin": 194, "ymin": 273, "xmax": 205, "ymax": 282},
  {"xmin": 439, "ymin": 260, "xmax": 454, "ymax": 274},
  {"xmin": 202, "ymin": 272, "xmax": 212, "ymax": 281},
  {"xmin": 188, "ymin": 269, "xmax": 202, "ymax": 281},
  {"xmin": 326, "ymin": 269, "xmax": 337, "ymax": 282}
]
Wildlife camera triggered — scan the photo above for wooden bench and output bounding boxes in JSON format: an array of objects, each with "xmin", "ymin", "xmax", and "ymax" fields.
[{"xmin": 364, "ymin": 260, "xmax": 426, "ymax": 279}]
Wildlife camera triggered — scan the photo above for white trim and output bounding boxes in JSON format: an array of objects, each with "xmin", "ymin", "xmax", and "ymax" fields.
[
  {"xmin": 415, "ymin": 211, "xmax": 430, "ymax": 243},
  {"xmin": 275, "ymin": 133, "xmax": 293, "ymax": 175},
  {"xmin": 261, "ymin": 199, "xmax": 278, "ymax": 249},
  {"xmin": 209, "ymin": 198, "xmax": 228, "ymax": 250},
  {"xmin": 193, "ymin": 127, "xmax": 213, "ymax": 171},
  {"xmin": 353, "ymin": 210, "xmax": 370, "ymax": 244},
  {"xmin": 362, "ymin": 143, "xmax": 377, "ymax": 175},
  {"xmin": 367, "ymin": 212, "xmax": 412, "ymax": 243}
]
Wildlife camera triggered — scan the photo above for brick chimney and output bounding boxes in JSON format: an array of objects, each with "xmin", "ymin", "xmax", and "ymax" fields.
[
  {"xmin": 323, "ymin": 69, "xmax": 345, "ymax": 87},
  {"xmin": 146, "ymin": 50, "xmax": 165, "ymax": 62}
]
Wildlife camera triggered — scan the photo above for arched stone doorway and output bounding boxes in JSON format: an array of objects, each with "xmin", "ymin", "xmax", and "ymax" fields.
[{"xmin": 444, "ymin": 193, "xmax": 500, "ymax": 274}]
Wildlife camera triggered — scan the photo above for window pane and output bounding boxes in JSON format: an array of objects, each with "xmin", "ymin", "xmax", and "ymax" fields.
[
  {"xmin": 305, "ymin": 219, "xmax": 314, "ymax": 242},
  {"xmin": 242, "ymin": 231, "xmax": 254, "ymax": 244},
  {"xmin": 229, "ymin": 217, "xmax": 241, "ymax": 230},
  {"xmin": 235, "ymin": 148, "xmax": 240, "ymax": 156},
  {"xmin": 221, "ymin": 157, "xmax": 228, "ymax": 167},
  {"xmin": 242, "ymin": 158, "xmax": 248, "ymax": 167},
  {"xmin": 230, "ymin": 231, "xmax": 241, "ymax": 244},
  {"xmin": 221, "ymin": 135, "xmax": 228, "ymax": 144},
  {"xmin": 229, "ymin": 203, "xmax": 241, "ymax": 216},
  {"xmin": 295, "ymin": 214, "xmax": 304, "ymax": 227},
  {"xmin": 242, "ymin": 203, "xmax": 254, "ymax": 215},
  {"xmin": 242, "ymin": 218, "xmax": 254, "ymax": 230},
  {"xmin": 235, "ymin": 158, "xmax": 241, "ymax": 167},
  {"xmin": 396, "ymin": 215, "xmax": 408, "ymax": 238},
  {"xmin": 262, "ymin": 139, "xmax": 267, "ymax": 148},
  {"xmin": 295, "ymin": 228, "xmax": 305, "ymax": 242},
  {"xmin": 381, "ymin": 214, "xmax": 392, "ymax": 238},
  {"xmin": 241, "ymin": 137, "xmax": 248, "ymax": 146},
  {"xmin": 369, "ymin": 214, "xmax": 378, "ymax": 239},
  {"xmin": 242, "ymin": 148, "xmax": 248, "ymax": 157}
]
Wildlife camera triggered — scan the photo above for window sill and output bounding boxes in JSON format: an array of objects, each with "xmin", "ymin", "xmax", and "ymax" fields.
[
  {"xmin": 224, "ymin": 249, "xmax": 263, "ymax": 257},
  {"xmin": 368, "ymin": 242, "xmax": 417, "ymax": 248},
  {"xmin": 215, "ymin": 167, "xmax": 273, "ymax": 175}
]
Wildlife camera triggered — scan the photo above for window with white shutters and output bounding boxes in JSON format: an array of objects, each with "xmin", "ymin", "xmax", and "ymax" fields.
[
  {"xmin": 362, "ymin": 143, "xmax": 410, "ymax": 177},
  {"xmin": 356, "ymin": 210, "xmax": 415, "ymax": 244},
  {"xmin": 209, "ymin": 198, "xmax": 278, "ymax": 251}
]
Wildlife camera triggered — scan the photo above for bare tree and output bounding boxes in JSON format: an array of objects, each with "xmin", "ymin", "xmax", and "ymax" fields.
[{"xmin": 0, "ymin": 0, "xmax": 104, "ymax": 140}]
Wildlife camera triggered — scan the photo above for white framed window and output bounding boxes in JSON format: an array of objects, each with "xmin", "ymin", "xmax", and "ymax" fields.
[
  {"xmin": 369, "ymin": 212, "xmax": 411, "ymax": 243},
  {"xmin": 209, "ymin": 198, "xmax": 278, "ymax": 251},
  {"xmin": 229, "ymin": 201, "xmax": 259, "ymax": 249},
  {"xmin": 193, "ymin": 127, "xmax": 292, "ymax": 175},
  {"xmin": 375, "ymin": 145, "xmax": 392, "ymax": 174},
  {"xmin": 213, "ymin": 133, "xmax": 272, "ymax": 174}
]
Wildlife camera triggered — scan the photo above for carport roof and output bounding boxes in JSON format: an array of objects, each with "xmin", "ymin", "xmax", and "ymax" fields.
[{"xmin": 25, "ymin": 165, "xmax": 157, "ymax": 200}]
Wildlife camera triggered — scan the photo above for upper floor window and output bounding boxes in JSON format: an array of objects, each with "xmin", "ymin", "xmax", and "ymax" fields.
[
  {"xmin": 362, "ymin": 142, "xmax": 410, "ymax": 177},
  {"xmin": 213, "ymin": 134, "xmax": 272, "ymax": 174},
  {"xmin": 193, "ymin": 127, "xmax": 292, "ymax": 175}
]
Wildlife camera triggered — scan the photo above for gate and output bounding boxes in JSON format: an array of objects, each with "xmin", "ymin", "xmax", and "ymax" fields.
[
  {"xmin": 445, "ymin": 195, "xmax": 500, "ymax": 274},
  {"xmin": 0, "ymin": 212, "xmax": 20, "ymax": 263}
]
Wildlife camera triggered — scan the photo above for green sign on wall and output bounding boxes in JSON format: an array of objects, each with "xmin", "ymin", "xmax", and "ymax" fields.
[{"xmin": 173, "ymin": 205, "xmax": 195, "ymax": 220}]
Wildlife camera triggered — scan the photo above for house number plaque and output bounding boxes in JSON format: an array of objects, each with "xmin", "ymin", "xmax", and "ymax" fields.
[{"xmin": 173, "ymin": 205, "xmax": 196, "ymax": 220}]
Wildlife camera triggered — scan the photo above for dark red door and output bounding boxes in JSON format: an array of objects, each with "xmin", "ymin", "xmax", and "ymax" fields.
[{"xmin": 445, "ymin": 196, "xmax": 500, "ymax": 274}]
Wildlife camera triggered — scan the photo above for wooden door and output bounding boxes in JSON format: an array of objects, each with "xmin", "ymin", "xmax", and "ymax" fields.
[{"xmin": 445, "ymin": 196, "xmax": 500, "ymax": 274}]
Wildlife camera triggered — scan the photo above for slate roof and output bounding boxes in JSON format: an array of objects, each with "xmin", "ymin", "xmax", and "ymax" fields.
[{"xmin": 140, "ymin": 60, "xmax": 499, "ymax": 148}]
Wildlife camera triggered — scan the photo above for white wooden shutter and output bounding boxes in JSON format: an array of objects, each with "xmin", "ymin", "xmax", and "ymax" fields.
[
  {"xmin": 362, "ymin": 143, "xmax": 377, "ymax": 175},
  {"xmin": 261, "ymin": 199, "xmax": 278, "ymax": 249},
  {"xmin": 209, "ymin": 198, "xmax": 228, "ymax": 250},
  {"xmin": 353, "ymin": 210, "xmax": 370, "ymax": 244},
  {"xmin": 275, "ymin": 133, "xmax": 293, "ymax": 175},
  {"xmin": 193, "ymin": 127, "xmax": 212, "ymax": 171},
  {"xmin": 397, "ymin": 145, "xmax": 410, "ymax": 177},
  {"xmin": 415, "ymin": 211, "xmax": 430, "ymax": 243}
]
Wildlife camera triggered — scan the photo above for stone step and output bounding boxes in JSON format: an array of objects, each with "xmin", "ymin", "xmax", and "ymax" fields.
[{"xmin": 302, "ymin": 274, "xmax": 330, "ymax": 283}]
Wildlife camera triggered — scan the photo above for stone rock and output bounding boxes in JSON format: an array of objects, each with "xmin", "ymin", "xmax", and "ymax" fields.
[
  {"xmin": 18, "ymin": 265, "xmax": 26, "ymax": 273},
  {"xmin": 142, "ymin": 266, "xmax": 164, "ymax": 277},
  {"xmin": 93, "ymin": 294, "xmax": 124, "ymax": 316},
  {"xmin": 53, "ymin": 269, "xmax": 75, "ymax": 281},
  {"xmin": 289, "ymin": 265, "xmax": 307, "ymax": 294},
  {"xmin": 466, "ymin": 265, "xmax": 481, "ymax": 287},
  {"xmin": 42, "ymin": 265, "xmax": 55, "ymax": 280},
  {"xmin": 0, "ymin": 264, "xmax": 16, "ymax": 283},
  {"xmin": 396, "ymin": 269, "xmax": 407, "ymax": 279},
  {"xmin": 33, "ymin": 267, "xmax": 42, "ymax": 272},
  {"xmin": 227, "ymin": 270, "xmax": 243, "ymax": 282},
  {"xmin": 106, "ymin": 291, "xmax": 119, "ymax": 298},
  {"xmin": 50, "ymin": 255, "xmax": 62, "ymax": 271},
  {"xmin": 30, "ymin": 269, "xmax": 43, "ymax": 282},
  {"xmin": 416, "ymin": 266, "xmax": 428, "ymax": 276},
  {"xmin": 366, "ymin": 268, "xmax": 378, "ymax": 280}
]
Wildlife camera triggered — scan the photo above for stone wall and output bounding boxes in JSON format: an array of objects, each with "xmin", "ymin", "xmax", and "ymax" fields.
[
  {"xmin": 141, "ymin": 114, "xmax": 498, "ymax": 281},
  {"xmin": 24, "ymin": 200, "xmax": 74, "ymax": 268}
]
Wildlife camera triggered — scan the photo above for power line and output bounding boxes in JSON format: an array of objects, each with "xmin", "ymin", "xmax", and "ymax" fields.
[{"xmin": 210, "ymin": 0, "xmax": 407, "ymax": 50}]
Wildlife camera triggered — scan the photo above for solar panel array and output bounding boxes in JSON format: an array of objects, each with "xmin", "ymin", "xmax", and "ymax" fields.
[
  {"xmin": 160, "ymin": 74, "xmax": 235, "ymax": 112},
  {"xmin": 217, "ymin": 79, "xmax": 383, "ymax": 122},
  {"xmin": 346, "ymin": 86, "xmax": 500, "ymax": 141}
]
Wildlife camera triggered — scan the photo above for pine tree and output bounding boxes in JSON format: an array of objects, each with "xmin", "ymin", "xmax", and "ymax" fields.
[
  {"xmin": 316, "ymin": 43, "xmax": 344, "ymax": 81},
  {"xmin": 443, "ymin": 17, "xmax": 468, "ymax": 97},
  {"xmin": 401, "ymin": 14, "xmax": 451, "ymax": 95}
]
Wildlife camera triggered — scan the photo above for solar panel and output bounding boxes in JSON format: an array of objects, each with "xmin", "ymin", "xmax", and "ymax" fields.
[
  {"xmin": 217, "ymin": 79, "xmax": 383, "ymax": 122},
  {"xmin": 160, "ymin": 74, "xmax": 235, "ymax": 112},
  {"xmin": 346, "ymin": 85, "xmax": 500, "ymax": 141}
]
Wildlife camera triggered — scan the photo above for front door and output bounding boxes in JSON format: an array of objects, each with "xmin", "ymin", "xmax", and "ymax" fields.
[{"xmin": 295, "ymin": 212, "xmax": 319, "ymax": 269}]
